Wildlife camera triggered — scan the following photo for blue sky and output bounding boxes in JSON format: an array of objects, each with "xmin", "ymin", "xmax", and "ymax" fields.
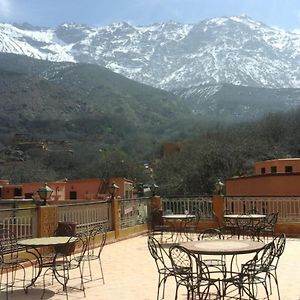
[{"xmin": 1, "ymin": 0, "xmax": 300, "ymax": 31}]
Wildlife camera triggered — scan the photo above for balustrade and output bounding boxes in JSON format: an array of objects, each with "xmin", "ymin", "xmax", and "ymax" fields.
[{"xmin": 226, "ymin": 196, "xmax": 300, "ymax": 223}]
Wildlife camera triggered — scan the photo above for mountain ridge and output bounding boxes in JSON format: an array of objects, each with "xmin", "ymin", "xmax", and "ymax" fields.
[{"xmin": 1, "ymin": 16, "xmax": 300, "ymax": 90}]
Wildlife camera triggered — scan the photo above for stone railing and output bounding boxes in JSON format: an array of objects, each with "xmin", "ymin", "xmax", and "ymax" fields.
[
  {"xmin": 225, "ymin": 196, "xmax": 300, "ymax": 223},
  {"xmin": 161, "ymin": 196, "xmax": 213, "ymax": 219},
  {"xmin": 3, "ymin": 194, "xmax": 300, "ymax": 240},
  {"xmin": 0, "ymin": 206, "xmax": 37, "ymax": 239},
  {"xmin": 57, "ymin": 200, "xmax": 112, "ymax": 232}
]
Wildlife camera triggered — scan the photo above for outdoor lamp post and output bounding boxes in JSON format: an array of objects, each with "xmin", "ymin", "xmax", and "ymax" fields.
[
  {"xmin": 214, "ymin": 179, "xmax": 225, "ymax": 196},
  {"xmin": 109, "ymin": 182, "xmax": 119, "ymax": 199},
  {"xmin": 150, "ymin": 183, "xmax": 159, "ymax": 196},
  {"xmin": 37, "ymin": 183, "xmax": 53, "ymax": 206}
]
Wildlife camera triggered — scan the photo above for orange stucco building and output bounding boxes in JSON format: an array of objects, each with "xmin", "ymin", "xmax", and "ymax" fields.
[
  {"xmin": 0, "ymin": 177, "xmax": 134, "ymax": 202},
  {"xmin": 226, "ymin": 158, "xmax": 300, "ymax": 196}
]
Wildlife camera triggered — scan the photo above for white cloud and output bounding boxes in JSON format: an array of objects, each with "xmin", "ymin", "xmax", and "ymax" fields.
[{"xmin": 0, "ymin": 0, "xmax": 12, "ymax": 17}]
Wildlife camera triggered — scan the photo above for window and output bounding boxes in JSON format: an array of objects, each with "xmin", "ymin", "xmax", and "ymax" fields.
[
  {"xmin": 261, "ymin": 167, "xmax": 266, "ymax": 174},
  {"xmin": 14, "ymin": 188, "xmax": 22, "ymax": 196},
  {"xmin": 285, "ymin": 165, "xmax": 293, "ymax": 173},
  {"xmin": 69, "ymin": 191, "xmax": 77, "ymax": 200},
  {"xmin": 271, "ymin": 166, "xmax": 277, "ymax": 174}
]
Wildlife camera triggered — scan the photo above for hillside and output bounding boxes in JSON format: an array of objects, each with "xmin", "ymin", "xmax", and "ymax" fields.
[
  {"xmin": 0, "ymin": 53, "xmax": 193, "ymax": 183},
  {"xmin": 173, "ymin": 84, "xmax": 300, "ymax": 121},
  {"xmin": 0, "ymin": 53, "xmax": 189, "ymax": 145}
]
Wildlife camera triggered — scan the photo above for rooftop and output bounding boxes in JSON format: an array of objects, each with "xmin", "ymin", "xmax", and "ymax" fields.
[{"xmin": 5, "ymin": 234, "xmax": 300, "ymax": 300}]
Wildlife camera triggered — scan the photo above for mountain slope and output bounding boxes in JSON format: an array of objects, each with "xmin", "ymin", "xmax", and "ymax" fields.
[
  {"xmin": 1, "ymin": 16, "xmax": 300, "ymax": 90},
  {"xmin": 0, "ymin": 53, "xmax": 189, "ymax": 150},
  {"xmin": 173, "ymin": 83, "xmax": 300, "ymax": 121}
]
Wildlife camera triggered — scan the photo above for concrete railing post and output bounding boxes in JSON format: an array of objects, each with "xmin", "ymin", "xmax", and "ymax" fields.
[
  {"xmin": 36, "ymin": 205, "xmax": 58, "ymax": 237},
  {"xmin": 212, "ymin": 195, "xmax": 225, "ymax": 226},
  {"xmin": 111, "ymin": 197, "xmax": 121, "ymax": 239}
]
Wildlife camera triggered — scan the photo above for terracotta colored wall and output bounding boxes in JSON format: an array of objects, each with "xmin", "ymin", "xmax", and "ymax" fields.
[
  {"xmin": 255, "ymin": 159, "xmax": 300, "ymax": 174},
  {"xmin": 2, "ymin": 185, "xmax": 22, "ymax": 199},
  {"xmin": 65, "ymin": 179, "xmax": 104, "ymax": 200},
  {"xmin": 226, "ymin": 174, "xmax": 300, "ymax": 196},
  {"xmin": 109, "ymin": 177, "xmax": 134, "ymax": 199},
  {"xmin": 22, "ymin": 182, "xmax": 66, "ymax": 201}
]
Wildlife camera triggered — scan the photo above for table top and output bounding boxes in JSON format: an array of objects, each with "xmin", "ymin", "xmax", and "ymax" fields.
[
  {"xmin": 224, "ymin": 214, "xmax": 266, "ymax": 219},
  {"xmin": 162, "ymin": 214, "xmax": 196, "ymax": 219},
  {"xmin": 18, "ymin": 236, "xmax": 77, "ymax": 247},
  {"xmin": 181, "ymin": 239, "xmax": 265, "ymax": 255}
]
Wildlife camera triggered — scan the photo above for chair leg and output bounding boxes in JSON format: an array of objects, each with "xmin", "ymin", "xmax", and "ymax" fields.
[{"xmin": 98, "ymin": 257, "xmax": 105, "ymax": 284}]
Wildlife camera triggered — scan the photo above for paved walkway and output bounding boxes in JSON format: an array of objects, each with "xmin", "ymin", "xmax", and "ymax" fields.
[{"xmin": 3, "ymin": 234, "xmax": 300, "ymax": 300}]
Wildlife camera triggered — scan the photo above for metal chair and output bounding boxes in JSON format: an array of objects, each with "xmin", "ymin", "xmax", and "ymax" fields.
[
  {"xmin": 79, "ymin": 225, "xmax": 107, "ymax": 283},
  {"xmin": 42, "ymin": 232, "xmax": 88, "ymax": 300},
  {"xmin": 197, "ymin": 228, "xmax": 226, "ymax": 276},
  {"xmin": 266, "ymin": 233, "xmax": 286, "ymax": 300},
  {"xmin": 223, "ymin": 241, "xmax": 276, "ymax": 299},
  {"xmin": 169, "ymin": 245, "xmax": 220, "ymax": 300},
  {"xmin": 0, "ymin": 228, "xmax": 32, "ymax": 300},
  {"xmin": 147, "ymin": 236, "xmax": 174, "ymax": 300},
  {"xmin": 256, "ymin": 212, "xmax": 279, "ymax": 241}
]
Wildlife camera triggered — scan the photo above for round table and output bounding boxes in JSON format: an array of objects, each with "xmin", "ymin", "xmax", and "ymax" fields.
[
  {"xmin": 182, "ymin": 239, "xmax": 265, "ymax": 255},
  {"xmin": 18, "ymin": 236, "xmax": 78, "ymax": 291},
  {"xmin": 180, "ymin": 239, "xmax": 265, "ymax": 298},
  {"xmin": 223, "ymin": 214, "xmax": 266, "ymax": 220},
  {"xmin": 162, "ymin": 214, "xmax": 196, "ymax": 242},
  {"xmin": 18, "ymin": 236, "xmax": 78, "ymax": 247}
]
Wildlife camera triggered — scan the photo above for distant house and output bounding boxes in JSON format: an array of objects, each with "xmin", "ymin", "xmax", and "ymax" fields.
[
  {"xmin": 0, "ymin": 177, "xmax": 134, "ymax": 202},
  {"xmin": 226, "ymin": 158, "xmax": 300, "ymax": 196}
]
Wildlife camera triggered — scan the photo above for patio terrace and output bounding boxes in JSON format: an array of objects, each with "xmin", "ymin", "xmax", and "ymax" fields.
[{"xmin": 3, "ymin": 233, "xmax": 300, "ymax": 300}]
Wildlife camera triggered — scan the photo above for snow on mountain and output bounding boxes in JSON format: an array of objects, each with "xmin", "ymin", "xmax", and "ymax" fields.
[{"xmin": 1, "ymin": 16, "xmax": 300, "ymax": 90}]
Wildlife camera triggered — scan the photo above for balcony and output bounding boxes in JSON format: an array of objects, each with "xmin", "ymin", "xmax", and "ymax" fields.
[
  {"xmin": 1, "ymin": 195, "xmax": 300, "ymax": 299},
  {"xmin": 2, "ymin": 234, "xmax": 300, "ymax": 299}
]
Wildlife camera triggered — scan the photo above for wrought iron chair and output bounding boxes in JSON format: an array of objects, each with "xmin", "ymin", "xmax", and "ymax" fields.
[
  {"xmin": 197, "ymin": 228, "xmax": 226, "ymax": 276},
  {"xmin": 219, "ymin": 211, "xmax": 239, "ymax": 238},
  {"xmin": 256, "ymin": 212, "xmax": 279, "ymax": 241},
  {"xmin": 42, "ymin": 232, "xmax": 88, "ymax": 300},
  {"xmin": 79, "ymin": 224, "xmax": 107, "ymax": 283},
  {"xmin": 147, "ymin": 236, "xmax": 174, "ymax": 300},
  {"xmin": 41, "ymin": 222, "xmax": 77, "ymax": 263},
  {"xmin": 0, "ymin": 228, "xmax": 32, "ymax": 300},
  {"xmin": 266, "ymin": 233, "xmax": 286, "ymax": 300},
  {"xmin": 181, "ymin": 216, "xmax": 197, "ymax": 242},
  {"xmin": 169, "ymin": 245, "xmax": 220, "ymax": 300},
  {"xmin": 223, "ymin": 241, "xmax": 276, "ymax": 300}
]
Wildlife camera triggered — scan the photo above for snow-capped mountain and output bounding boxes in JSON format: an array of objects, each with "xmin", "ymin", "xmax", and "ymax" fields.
[{"xmin": 1, "ymin": 16, "xmax": 300, "ymax": 90}]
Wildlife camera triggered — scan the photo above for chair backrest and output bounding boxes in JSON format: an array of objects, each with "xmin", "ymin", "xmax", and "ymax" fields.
[
  {"xmin": 148, "ymin": 235, "xmax": 172, "ymax": 272},
  {"xmin": 272, "ymin": 233, "xmax": 286, "ymax": 264},
  {"xmin": 54, "ymin": 222, "xmax": 76, "ymax": 237},
  {"xmin": 266, "ymin": 212, "xmax": 279, "ymax": 227},
  {"xmin": 89, "ymin": 225, "xmax": 107, "ymax": 257},
  {"xmin": 198, "ymin": 228, "xmax": 224, "ymax": 241},
  {"xmin": 242, "ymin": 241, "xmax": 275, "ymax": 277},
  {"xmin": 169, "ymin": 245, "xmax": 194, "ymax": 280},
  {"xmin": 0, "ymin": 228, "xmax": 19, "ymax": 260},
  {"xmin": 68, "ymin": 232, "xmax": 88, "ymax": 267}
]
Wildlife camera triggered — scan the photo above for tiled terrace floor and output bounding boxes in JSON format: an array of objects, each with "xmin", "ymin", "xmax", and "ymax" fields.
[{"xmin": 3, "ymin": 234, "xmax": 300, "ymax": 300}]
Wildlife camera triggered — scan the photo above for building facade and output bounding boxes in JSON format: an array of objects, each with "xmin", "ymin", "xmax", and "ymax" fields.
[{"xmin": 226, "ymin": 158, "xmax": 300, "ymax": 196}]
